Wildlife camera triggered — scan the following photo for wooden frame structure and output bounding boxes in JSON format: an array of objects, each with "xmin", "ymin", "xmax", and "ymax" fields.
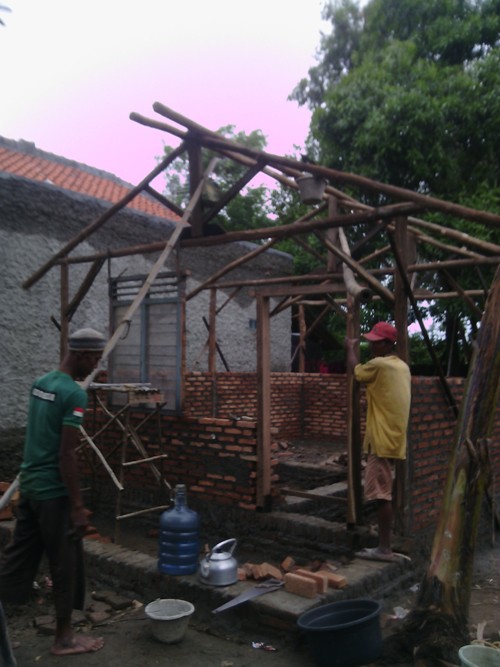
[{"xmin": 22, "ymin": 104, "xmax": 500, "ymax": 523}]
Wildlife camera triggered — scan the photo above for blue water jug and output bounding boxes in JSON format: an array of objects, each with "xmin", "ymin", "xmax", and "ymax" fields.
[{"xmin": 158, "ymin": 484, "xmax": 200, "ymax": 575}]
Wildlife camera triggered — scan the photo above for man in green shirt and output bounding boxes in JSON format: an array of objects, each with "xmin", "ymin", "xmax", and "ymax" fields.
[
  {"xmin": 0, "ymin": 328, "xmax": 106, "ymax": 657},
  {"xmin": 346, "ymin": 321, "xmax": 411, "ymax": 562}
]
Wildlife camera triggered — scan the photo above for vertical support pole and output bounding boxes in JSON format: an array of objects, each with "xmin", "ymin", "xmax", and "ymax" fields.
[
  {"xmin": 393, "ymin": 218, "xmax": 410, "ymax": 535},
  {"xmin": 114, "ymin": 399, "xmax": 129, "ymax": 544},
  {"xmin": 179, "ymin": 277, "xmax": 187, "ymax": 413},
  {"xmin": 208, "ymin": 287, "xmax": 217, "ymax": 374},
  {"xmin": 298, "ymin": 303, "xmax": 306, "ymax": 372},
  {"xmin": 346, "ymin": 295, "xmax": 362, "ymax": 527},
  {"xmin": 188, "ymin": 142, "xmax": 204, "ymax": 237},
  {"xmin": 256, "ymin": 294, "xmax": 272, "ymax": 510},
  {"xmin": 60, "ymin": 262, "xmax": 69, "ymax": 360},
  {"xmin": 326, "ymin": 196, "xmax": 340, "ymax": 273}
]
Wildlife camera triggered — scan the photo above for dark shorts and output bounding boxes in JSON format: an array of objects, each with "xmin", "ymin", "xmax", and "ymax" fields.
[{"xmin": 0, "ymin": 495, "xmax": 85, "ymax": 618}]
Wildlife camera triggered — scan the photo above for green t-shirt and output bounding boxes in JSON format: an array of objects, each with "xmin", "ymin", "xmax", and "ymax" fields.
[{"xmin": 20, "ymin": 370, "xmax": 88, "ymax": 500}]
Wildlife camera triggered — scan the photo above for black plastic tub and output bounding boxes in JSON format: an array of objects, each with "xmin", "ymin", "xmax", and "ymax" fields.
[{"xmin": 297, "ymin": 598, "xmax": 382, "ymax": 667}]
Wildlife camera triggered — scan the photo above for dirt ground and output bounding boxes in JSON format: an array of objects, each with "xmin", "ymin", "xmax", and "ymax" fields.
[
  {"xmin": 2, "ymin": 441, "xmax": 500, "ymax": 665},
  {"xmin": 3, "ymin": 532, "xmax": 499, "ymax": 666}
]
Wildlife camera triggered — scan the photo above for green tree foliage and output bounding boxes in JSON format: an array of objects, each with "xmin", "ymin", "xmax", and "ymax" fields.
[
  {"xmin": 289, "ymin": 0, "xmax": 500, "ymax": 372},
  {"xmin": 160, "ymin": 126, "xmax": 272, "ymax": 233}
]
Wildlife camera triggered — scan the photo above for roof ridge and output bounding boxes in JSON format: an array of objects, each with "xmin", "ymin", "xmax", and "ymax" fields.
[
  {"xmin": 0, "ymin": 135, "xmax": 178, "ymax": 222},
  {"xmin": 0, "ymin": 135, "xmax": 135, "ymax": 189}
]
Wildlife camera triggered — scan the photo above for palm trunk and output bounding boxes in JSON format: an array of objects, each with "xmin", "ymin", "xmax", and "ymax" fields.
[{"xmin": 385, "ymin": 265, "xmax": 500, "ymax": 666}]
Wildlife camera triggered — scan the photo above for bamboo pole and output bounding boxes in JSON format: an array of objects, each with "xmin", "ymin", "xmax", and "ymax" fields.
[
  {"xmin": 393, "ymin": 220, "xmax": 410, "ymax": 536},
  {"xmin": 407, "ymin": 216, "xmax": 500, "ymax": 255},
  {"xmin": 256, "ymin": 294, "xmax": 272, "ymax": 510},
  {"xmin": 132, "ymin": 109, "xmax": 360, "ymax": 207},
  {"xmin": 315, "ymin": 230, "xmax": 393, "ymax": 304},
  {"xmin": 387, "ymin": 230, "xmax": 459, "ymax": 418},
  {"xmin": 181, "ymin": 202, "xmax": 421, "ymax": 248},
  {"xmin": 152, "ymin": 103, "xmax": 500, "ymax": 227},
  {"xmin": 405, "ymin": 226, "xmax": 486, "ymax": 260},
  {"xmin": 64, "ymin": 258, "xmax": 106, "ymax": 321},
  {"xmin": 23, "ymin": 144, "xmax": 188, "ymax": 290},
  {"xmin": 79, "ymin": 428, "xmax": 124, "ymax": 491},
  {"xmin": 441, "ymin": 269, "xmax": 484, "ymax": 320},
  {"xmin": 338, "ymin": 228, "xmax": 373, "ymax": 303},
  {"xmin": 346, "ymin": 295, "xmax": 362, "ymax": 527},
  {"xmin": 79, "ymin": 158, "xmax": 216, "ymax": 391},
  {"xmin": 186, "ymin": 238, "xmax": 278, "ymax": 301},
  {"xmin": 60, "ymin": 262, "xmax": 69, "ymax": 359},
  {"xmin": 298, "ymin": 304, "xmax": 306, "ymax": 373},
  {"xmin": 208, "ymin": 288, "xmax": 217, "ymax": 373}
]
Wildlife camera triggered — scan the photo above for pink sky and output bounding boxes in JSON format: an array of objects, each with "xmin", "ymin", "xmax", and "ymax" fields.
[{"xmin": 1, "ymin": 1, "xmax": 329, "ymax": 188}]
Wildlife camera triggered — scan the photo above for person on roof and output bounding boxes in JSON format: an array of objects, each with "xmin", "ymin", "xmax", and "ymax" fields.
[
  {"xmin": 0, "ymin": 328, "xmax": 106, "ymax": 657},
  {"xmin": 345, "ymin": 322, "xmax": 411, "ymax": 562}
]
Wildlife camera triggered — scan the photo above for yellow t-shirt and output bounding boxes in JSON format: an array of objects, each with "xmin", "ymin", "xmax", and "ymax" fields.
[{"xmin": 354, "ymin": 355, "xmax": 411, "ymax": 459}]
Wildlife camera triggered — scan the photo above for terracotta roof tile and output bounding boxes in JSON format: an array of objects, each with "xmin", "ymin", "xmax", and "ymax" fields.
[{"xmin": 0, "ymin": 139, "xmax": 178, "ymax": 222}]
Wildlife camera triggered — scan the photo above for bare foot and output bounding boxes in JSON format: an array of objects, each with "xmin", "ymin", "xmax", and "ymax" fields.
[{"xmin": 50, "ymin": 633, "xmax": 104, "ymax": 656}]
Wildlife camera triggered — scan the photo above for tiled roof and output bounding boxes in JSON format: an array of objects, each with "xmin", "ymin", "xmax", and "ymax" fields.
[{"xmin": 0, "ymin": 137, "xmax": 179, "ymax": 222}]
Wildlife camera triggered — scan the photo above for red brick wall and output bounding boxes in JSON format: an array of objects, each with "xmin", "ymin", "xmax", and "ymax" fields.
[
  {"xmin": 81, "ymin": 412, "xmax": 265, "ymax": 511},
  {"xmin": 407, "ymin": 378, "xmax": 463, "ymax": 533},
  {"xmin": 183, "ymin": 372, "xmax": 349, "ymax": 440},
  {"xmin": 83, "ymin": 373, "xmax": 499, "ymax": 536}
]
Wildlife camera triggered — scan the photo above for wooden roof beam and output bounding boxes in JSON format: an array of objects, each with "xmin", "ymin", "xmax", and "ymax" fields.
[
  {"xmin": 186, "ymin": 238, "xmax": 279, "ymax": 301},
  {"xmin": 23, "ymin": 143, "xmax": 189, "ymax": 290},
  {"xmin": 406, "ymin": 216, "xmax": 500, "ymax": 254},
  {"xmin": 151, "ymin": 103, "xmax": 500, "ymax": 227},
  {"xmin": 314, "ymin": 231, "xmax": 393, "ymax": 305},
  {"xmin": 181, "ymin": 202, "xmax": 421, "ymax": 248}
]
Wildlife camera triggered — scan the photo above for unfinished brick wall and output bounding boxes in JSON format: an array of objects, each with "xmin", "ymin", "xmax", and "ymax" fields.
[
  {"xmin": 407, "ymin": 378, "xmax": 463, "ymax": 533},
  {"xmin": 80, "ymin": 411, "xmax": 264, "ymax": 512},
  {"xmin": 183, "ymin": 372, "xmax": 348, "ymax": 440},
  {"xmin": 82, "ymin": 373, "xmax": 499, "ymax": 537}
]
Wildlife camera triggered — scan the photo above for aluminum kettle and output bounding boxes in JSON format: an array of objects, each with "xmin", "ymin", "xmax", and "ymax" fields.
[{"xmin": 199, "ymin": 538, "xmax": 238, "ymax": 586}]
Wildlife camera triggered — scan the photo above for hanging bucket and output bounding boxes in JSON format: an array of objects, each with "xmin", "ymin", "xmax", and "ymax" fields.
[
  {"xmin": 297, "ymin": 598, "xmax": 382, "ymax": 667},
  {"xmin": 296, "ymin": 174, "xmax": 327, "ymax": 204}
]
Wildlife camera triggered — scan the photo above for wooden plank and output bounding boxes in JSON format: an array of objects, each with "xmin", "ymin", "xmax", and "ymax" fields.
[
  {"xmin": 346, "ymin": 296, "xmax": 362, "ymax": 526},
  {"xmin": 208, "ymin": 288, "xmax": 217, "ymax": 373},
  {"xmin": 256, "ymin": 295, "xmax": 271, "ymax": 510},
  {"xmin": 280, "ymin": 488, "xmax": 347, "ymax": 504},
  {"xmin": 393, "ymin": 219, "xmax": 410, "ymax": 536},
  {"xmin": 60, "ymin": 263, "xmax": 69, "ymax": 359}
]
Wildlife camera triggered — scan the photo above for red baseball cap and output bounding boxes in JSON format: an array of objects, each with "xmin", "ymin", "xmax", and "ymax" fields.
[{"xmin": 362, "ymin": 322, "xmax": 398, "ymax": 343}]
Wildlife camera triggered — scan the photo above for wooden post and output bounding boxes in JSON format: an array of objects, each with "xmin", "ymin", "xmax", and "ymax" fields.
[
  {"xmin": 188, "ymin": 142, "xmax": 204, "ymax": 237},
  {"xmin": 60, "ymin": 262, "xmax": 69, "ymax": 359},
  {"xmin": 393, "ymin": 218, "xmax": 411, "ymax": 535},
  {"xmin": 298, "ymin": 303, "xmax": 306, "ymax": 372},
  {"xmin": 346, "ymin": 295, "xmax": 362, "ymax": 526},
  {"xmin": 326, "ymin": 196, "xmax": 339, "ymax": 272},
  {"xmin": 256, "ymin": 294, "xmax": 272, "ymax": 510},
  {"xmin": 208, "ymin": 287, "xmax": 217, "ymax": 373}
]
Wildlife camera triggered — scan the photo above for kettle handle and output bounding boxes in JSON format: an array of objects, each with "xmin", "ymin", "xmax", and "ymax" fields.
[{"xmin": 211, "ymin": 538, "xmax": 237, "ymax": 555}]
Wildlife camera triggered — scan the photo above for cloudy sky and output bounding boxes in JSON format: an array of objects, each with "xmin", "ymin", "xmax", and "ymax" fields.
[{"xmin": 1, "ymin": 0, "xmax": 330, "ymax": 185}]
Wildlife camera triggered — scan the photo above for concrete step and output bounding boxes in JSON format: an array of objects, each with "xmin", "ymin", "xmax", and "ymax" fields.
[
  {"xmin": 0, "ymin": 512, "xmax": 416, "ymax": 641},
  {"xmin": 81, "ymin": 536, "xmax": 416, "ymax": 639}
]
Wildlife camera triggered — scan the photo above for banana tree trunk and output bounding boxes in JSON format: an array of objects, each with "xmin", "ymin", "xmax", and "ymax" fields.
[{"xmin": 387, "ymin": 265, "xmax": 500, "ymax": 665}]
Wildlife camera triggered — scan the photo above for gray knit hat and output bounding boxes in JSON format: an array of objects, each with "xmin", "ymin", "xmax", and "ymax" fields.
[{"xmin": 68, "ymin": 328, "xmax": 106, "ymax": 351}]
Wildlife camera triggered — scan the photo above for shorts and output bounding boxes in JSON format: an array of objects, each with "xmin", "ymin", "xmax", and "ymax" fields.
[{"xmin": 364, "ymin": 454, "xmax": 394, "ymax": 502}]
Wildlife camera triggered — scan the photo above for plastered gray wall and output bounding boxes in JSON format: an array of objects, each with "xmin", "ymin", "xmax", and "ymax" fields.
[{"xmin": 0, "ymin": 174, "xmax": 292, "ymax": 432}]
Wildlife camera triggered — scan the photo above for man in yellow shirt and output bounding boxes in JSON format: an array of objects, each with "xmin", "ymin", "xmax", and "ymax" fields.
[{"xmin": 346, "ymin": 322, "xmax": 411, "ymax": 561}]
